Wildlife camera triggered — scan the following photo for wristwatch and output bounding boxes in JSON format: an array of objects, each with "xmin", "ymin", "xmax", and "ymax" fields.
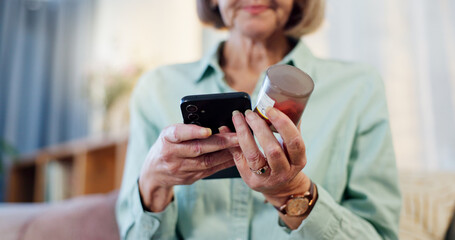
[{"xmin": 274, "ymin": 181, "xmax": 317, "ymax": 217}]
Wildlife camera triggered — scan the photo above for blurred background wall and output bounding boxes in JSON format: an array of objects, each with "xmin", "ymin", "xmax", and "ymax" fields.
[{"xmin": 0, "ymin": 0, "xmax": 454, "ymax": 200}]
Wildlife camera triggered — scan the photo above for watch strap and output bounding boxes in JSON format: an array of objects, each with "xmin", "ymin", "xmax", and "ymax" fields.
[{"xmin": 274, "ymin": 181, "xmax": 316, "ymax": 216}]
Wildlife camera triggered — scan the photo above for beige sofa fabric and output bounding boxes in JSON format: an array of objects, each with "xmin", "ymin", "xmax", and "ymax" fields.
[{"xmin": 399, "ymin": 171, "xmax": 455, "ymax": 240}]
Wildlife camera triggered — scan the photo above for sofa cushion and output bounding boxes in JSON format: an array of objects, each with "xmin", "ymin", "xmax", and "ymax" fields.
[
  {"xmin": 399, "ymin": 171, "xmax": 455, "ymax": 240},
  {"xmin": 0, "ymin": 202, "xmax": 52, "ymax": 240},
  {"xmin": 22, "ymin": 191, "xmax": 119, "ymax": 240}
]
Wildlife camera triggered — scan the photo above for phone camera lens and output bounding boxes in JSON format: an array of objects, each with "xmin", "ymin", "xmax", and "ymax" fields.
[
  {"xmin": 188, "ymin": 113, "xmax": 199, "ymax": 121},
  {"xmin": 186, "ymin": 105, "xmax": 198, "ymax": 112},
  {"xmin": 190, "ymin": 121, "xmax": 201, "ymax": 126}
]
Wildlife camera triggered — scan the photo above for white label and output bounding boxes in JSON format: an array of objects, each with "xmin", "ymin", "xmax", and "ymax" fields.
[{"xmin": 255, "ymin": 91, "xmax": 275, "ymax": 119}]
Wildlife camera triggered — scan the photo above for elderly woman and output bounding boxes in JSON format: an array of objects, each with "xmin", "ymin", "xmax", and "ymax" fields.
[{"xmin": 116, "ymin": 0, "xmax": 401, "ymax": 239}]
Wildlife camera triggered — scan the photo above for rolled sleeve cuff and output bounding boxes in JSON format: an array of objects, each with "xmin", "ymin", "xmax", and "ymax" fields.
[
  {"xmin": 131, "ymin": 181, "xmax": 178, "ymax": 239},
  {"xmin": 278, "ymin": 183, "xmax": 343, "ymax": 239}
]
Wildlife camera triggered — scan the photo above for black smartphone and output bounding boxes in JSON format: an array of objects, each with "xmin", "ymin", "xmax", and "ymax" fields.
[
  {"xmin": 180, "ymin": 92, "xmax": 251, "ymax": 179},
  {"xmin": 180, "ymin": 92, "xmax": 251, "ymax": 134}
]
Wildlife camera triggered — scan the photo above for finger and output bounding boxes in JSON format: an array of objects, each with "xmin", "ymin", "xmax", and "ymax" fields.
[
  {"xmin": 232, "ymin": 110, "xmax": 268, "ymax": 174},
  {"xmin": 162, "ymin": 124, "xmax": 212, "ymax": 143},
  {"xmin": 197, "ymin": 158, "xmax": 236, "ymax": 179},
  {"xmin": 181, "ymin": 149, "xmax": 235, "ymax": 171},
  {"xmin": 219, "ymin": 126, "xmax": 253, "ymax": 178},
  {"xmin": 218, "ymin": 126, "xmax": 251, "ymax": 176},
  {"xmin": 176, "ymin": 158, "xmax": 235, "ymax": 186},
  {"xmin": 174, "ymin": 132, "xmax": 239, "ymax": 157},
  {"xmin": 266, "ymin": 107, "xmax": 306, "ymax": 166},
  {"xmin": 244, "ymin": 110, "xmax": 289, "ymax": 172},
  {"xmin": 218, "ymin": 125, "xmax": 231, "ymax": 134}
]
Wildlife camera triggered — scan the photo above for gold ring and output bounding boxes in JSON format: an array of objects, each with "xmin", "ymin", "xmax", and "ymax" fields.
[{"xmin": 250, "ymin": 164, "xmax": 269, "ymax": 175}]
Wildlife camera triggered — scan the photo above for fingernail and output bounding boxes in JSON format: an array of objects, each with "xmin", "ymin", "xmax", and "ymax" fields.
[
  {"xmin": 201, "ymin": 128, "xmax": 211, "ymax": 136},
  {"xmin": 218, "ymin": 126, "xmax": 229, "ymax": 133},
  {"xmin": 231, "ymin": 135, "xmax": 239, "ymax": 145},
  {"xmin": 244, "ymin": 109, "xmax": 253, "ymax": 119},
  {"xmin": 232, "ymin": 110, "xmax": 240, "ymax": 116},
  {"xmin": 266, "ymin": 107, "xmax": 277, "ymax": 120}
]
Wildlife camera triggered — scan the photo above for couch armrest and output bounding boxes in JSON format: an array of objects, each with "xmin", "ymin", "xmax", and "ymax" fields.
[{"xmin": 0, "ymin": 191, "xmax": 120, "ymax": 240}]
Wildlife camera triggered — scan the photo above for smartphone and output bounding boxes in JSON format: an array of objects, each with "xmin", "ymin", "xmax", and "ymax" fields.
[
  {"xmin": 180, "ymin": 92, "xmax": 251, "ymax": 179},
  {"xmin": 180, "ymin": 92, "xmax": 251, "ymax": 134}
]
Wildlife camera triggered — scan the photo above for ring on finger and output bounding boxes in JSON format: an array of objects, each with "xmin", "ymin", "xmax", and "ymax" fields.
[{"xmin": 250, "ymin": 163, "xmax": 269, "ymax": 175}]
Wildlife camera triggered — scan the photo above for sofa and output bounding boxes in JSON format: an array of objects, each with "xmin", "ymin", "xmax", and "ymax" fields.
[
  {"xmin": 0, "ymin": 191, "xmax": 119, "ymax": 240},
  {"xmin": 398, "ymin": 171, "xmax": 455, "ymax": 240},
  {"xmin": 1, "ymin": 171, "xmax": 454, "ymax": 240}
]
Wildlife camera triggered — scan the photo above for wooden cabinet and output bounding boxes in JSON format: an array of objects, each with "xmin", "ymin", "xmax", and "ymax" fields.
[{"xmin": 7, "ymin": 135, "xmax": 128, "ymax": 202}]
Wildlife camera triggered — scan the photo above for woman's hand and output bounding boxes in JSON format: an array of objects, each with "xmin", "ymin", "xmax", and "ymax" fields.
[
  {"xmin": 228, "ymin": 108, "xmax": 311, "ymax": 207},
  {"xmin": 139, "ymin": 124, "xmax": 239, "ymax": 212}
]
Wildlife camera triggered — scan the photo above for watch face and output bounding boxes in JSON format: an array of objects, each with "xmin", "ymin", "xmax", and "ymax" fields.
[{"xmin": 286, "ymin": 198, "xmax": 309, "ymax": 216}]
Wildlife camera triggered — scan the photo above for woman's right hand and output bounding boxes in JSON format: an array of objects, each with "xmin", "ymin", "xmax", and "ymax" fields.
[{"xmin": 138, "ymin": 123, "xmax": 239, "ymax": 212}]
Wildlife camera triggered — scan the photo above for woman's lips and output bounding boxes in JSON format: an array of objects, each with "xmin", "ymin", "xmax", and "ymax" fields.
[{"xmin": 243, "ymin": 5, "xmax": 269, "ymax": 14}]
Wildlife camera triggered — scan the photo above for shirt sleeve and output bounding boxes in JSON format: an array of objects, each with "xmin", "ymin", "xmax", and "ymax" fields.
[
  {"xmin": 282, "ymin": 71, "xmax": 402, "ymax": 239},
  {"xmin": 115, "ymin": 72, "xmax": 179, "ymax": 240}
]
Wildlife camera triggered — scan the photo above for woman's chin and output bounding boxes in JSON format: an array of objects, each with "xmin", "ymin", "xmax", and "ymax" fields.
[
  {"xmin": 231, "ymin": 18, "xmax": 283, "ymax": 40},
  {"xmin": 239, "ymin": 27, "xmax": 280, "ymax": 41}
]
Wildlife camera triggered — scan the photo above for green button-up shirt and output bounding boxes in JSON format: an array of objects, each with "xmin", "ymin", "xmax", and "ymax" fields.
[{"xmin": 116, "ymin": 40, "xmax": 401, "ymax": 240}]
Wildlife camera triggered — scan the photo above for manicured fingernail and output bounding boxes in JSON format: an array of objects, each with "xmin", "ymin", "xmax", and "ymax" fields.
[
  {"xmin": 265, "ymin": 107, "xmax": 277, "ymax": 120},
  {"xmin": 232, "ymin": 110, "xmax": 240, "ymax": 116}
]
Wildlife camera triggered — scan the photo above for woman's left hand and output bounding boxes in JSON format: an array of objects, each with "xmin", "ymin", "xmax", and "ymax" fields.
[{"xmin": 225, "ymin": 107, "xmax": 311, "ymax": 204}]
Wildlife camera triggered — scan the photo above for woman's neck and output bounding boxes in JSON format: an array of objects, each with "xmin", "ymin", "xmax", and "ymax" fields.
[
  {"xmin": 222, "ymin": 31, "xmax": 291, "ymax": 73},
  {"xmin": 220, "ymin": 31, "xmax": 291, "ymax": 93}
]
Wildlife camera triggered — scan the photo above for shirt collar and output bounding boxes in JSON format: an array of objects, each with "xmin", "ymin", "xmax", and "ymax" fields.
[
  {"xmin": 194, "ymin": 43, "xmax": 224, "ymax": 83},
  {"xmin": 194, "ymin": 38, "xmax": 317, "ymax": 83}
]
